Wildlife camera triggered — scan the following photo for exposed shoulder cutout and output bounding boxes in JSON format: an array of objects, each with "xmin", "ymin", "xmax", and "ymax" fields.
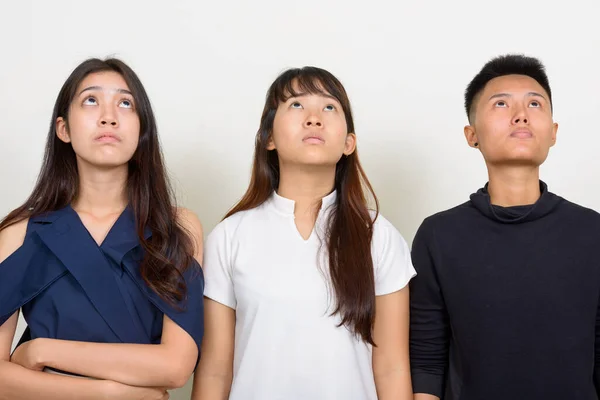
[
  {"xmin": 175, "ymin": 207, "xmax": 204, "ymax": 264},
  {"xmin": 0, "ymin": 219, "xmax": 29, "ymax": 264}
]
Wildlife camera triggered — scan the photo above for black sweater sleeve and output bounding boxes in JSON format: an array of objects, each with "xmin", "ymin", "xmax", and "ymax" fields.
[
  {"xmin": 594, "ymin": 293, "xmax": 600, "ymax": 395},
  {"xmin": 409, "ymin": 219, "xmax": 449, "ymax": 397}
]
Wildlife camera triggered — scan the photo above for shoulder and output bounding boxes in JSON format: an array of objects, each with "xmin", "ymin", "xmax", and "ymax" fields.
[
  {"xmin": 0, "ymin": 218, "xmax": 29, "ymax": 263},
  {"xmin": 424, "ymin": 201, "xmax": 474, "ymax": 225},
  {"xmin": 175, "ymin": 207, "xmax": 203, "ymax": 260},
  {"xmin": 372, "ymin": 212, "xmax": 402, "ymax": 238},
  {"xmin": 557, "ymin": 196, "xmax": 600, "ymax": 219},
  {"xmin": 175, "ymin": 207, "xmax": 203, "ymax": 237},
  {"xmin": 371, "ymin": 213, "xmax": 410, "ymax": 254},
  {"xmin": 412, "ymin": 201, "xmax": 474, "ymax": 238},
  {"xmin": 208, "ymin": 206, "xmax": 263, "ymax": 241},
  {"xmin": 552, "ymin": 197, "xmax": 600, "ymax": 234}
]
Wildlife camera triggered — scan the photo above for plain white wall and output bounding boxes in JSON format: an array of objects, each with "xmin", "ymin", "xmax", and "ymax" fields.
[{"xmin": 2, "ymin": 0, "xmax": 599, "ymax": 397}]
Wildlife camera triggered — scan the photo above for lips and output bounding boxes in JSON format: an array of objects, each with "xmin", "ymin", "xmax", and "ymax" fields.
[
  {"xmin": 302, "ymin": 134, "xmax": 325, "ymax": 144},
  {"xmin": 510, "ymin": 129, "xmax": 533, "ymax": 139},
  {"xmin": 95, "ymin": 132, "xmax": 120, "ymax": 142}
]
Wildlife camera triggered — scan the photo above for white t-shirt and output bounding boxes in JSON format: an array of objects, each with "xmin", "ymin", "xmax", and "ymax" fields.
[{"xmin": 203, "ymin": 190, "xmax": 416, "ymax": 400}]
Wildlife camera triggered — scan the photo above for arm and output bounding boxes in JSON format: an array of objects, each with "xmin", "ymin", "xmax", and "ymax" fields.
[
  {"xmin": 13, "ymin": 208, "xmax": 204, "ymax": 389},
  {"xmin": 372, "ymin": 287, "xmax": 413, "ymax": 400},
  {"xmin": 191, "ymin": 217, "xmax": 237, "ymax": 399},
  {"xmin": 25, "ymin": 314, "xmax": 197, "ymax": 388},
  {"xmin": 0, "ymin": 221, "xmax": 167, "ymax": 400},
  {"xmin": 0, "ymin": 311, "xmax": 108, "ymax": 400},
  {"xmin": 409, "ymin": 221, "xmax": 448, "ymax": 400},
  {"xmin": 191, "ymin": 298, "xmax": 235, "ymax": 400}
]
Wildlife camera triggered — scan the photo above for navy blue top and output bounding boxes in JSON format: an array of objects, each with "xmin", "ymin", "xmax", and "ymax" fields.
[{"xmin": 0, "ymin": 205, "xmax": 204, "ymax": 357}]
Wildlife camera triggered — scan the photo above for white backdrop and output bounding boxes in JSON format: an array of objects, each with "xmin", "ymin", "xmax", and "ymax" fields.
[{"xmin": 1, "ymin": 1, "xmax": 599, "ymax": 397}]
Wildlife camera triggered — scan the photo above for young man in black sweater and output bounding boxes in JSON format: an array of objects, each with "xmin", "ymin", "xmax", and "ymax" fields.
[{"xmin": 409, "ymin": 54, "xmax": 600, "ymax": 400}]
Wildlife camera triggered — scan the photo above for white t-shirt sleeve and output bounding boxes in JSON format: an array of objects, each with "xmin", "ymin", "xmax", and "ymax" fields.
[
  {"xmin": 372, "ymin": 215, "xmax": 417, "ymax": 296},
  {"xmin": 203, "ymin": 219, "xmax": 237, "ymax": 309}
]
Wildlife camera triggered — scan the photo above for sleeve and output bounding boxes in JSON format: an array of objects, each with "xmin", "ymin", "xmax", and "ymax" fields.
[
  {"xmin": 202, "ymin": 219, "xmax": 237, "ymax": 309},
  {"xmin": 142, "ymin": 261, "xmax": 205, "ymax": 356},
  {"xmin": 409, "ymin": 218, "xmax": 450, "ymax": 397},
  {"xmin": 0, "ymin": 235, "xmax": 66, "ymax": 327},
  {"xmin": 594, "ymin": 292, "xmax": 600, "ymax": 394},
  {"xmin": 372, "ymin": 215, "xmax": 417, "ymax": 296}
]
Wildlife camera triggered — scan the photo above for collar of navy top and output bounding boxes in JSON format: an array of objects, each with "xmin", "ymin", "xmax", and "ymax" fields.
[
  {"xmin": 29, "ymin": 204, "xmax": 152, "ymax": 264},
  {"xmin": 268, "ymin": 190, "xmax": 338, "ymax": 216}
]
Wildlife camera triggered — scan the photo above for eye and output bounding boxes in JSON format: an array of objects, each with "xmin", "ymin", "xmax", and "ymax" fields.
[
  {"xmin": 324, "ymin": 104, "xmax": 336, "ymax": 111},
  {"xmin": 119, "ymin": 99, "xmax": 134, "ymax": 109},
  {"xmin": 83, "ymin": 97, "xmax": 97, "ymax": 106},
  {"xmin": 290, "ymin": 101, "xmax": 303, "ymax": 109},
  {"xmin": 495, "ymin": 100, "xmax": 508, "ymax": 108},
  {"xmin": 529, "ymin": 100, "xmax": 541, "ymax": 108}
]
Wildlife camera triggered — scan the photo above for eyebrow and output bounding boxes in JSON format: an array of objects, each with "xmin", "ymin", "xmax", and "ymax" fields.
[
  {"xmin": 78, "ymin": 86, "xmax": 133, "ymax": 96},
  {"xmin": 488, "ymin": 92, "xmax": 547, "ymax": 101}
]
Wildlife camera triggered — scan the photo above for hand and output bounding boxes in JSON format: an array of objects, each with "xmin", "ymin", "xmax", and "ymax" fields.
[
  {"xmin": 10, "ymin": 338, "xmax": 45, "ymax": 371},
  {"xmin": 106, "ymin": 381, "xmax": 170, "ymax": 400}
]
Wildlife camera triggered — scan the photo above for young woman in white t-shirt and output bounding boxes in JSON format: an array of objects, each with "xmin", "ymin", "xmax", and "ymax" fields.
[{"xmin": 192, "ymin": 67, "xmax": 416, "ymax": 400}]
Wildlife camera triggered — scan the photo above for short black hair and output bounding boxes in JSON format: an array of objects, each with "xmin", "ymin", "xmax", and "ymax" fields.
[{"xmin": 464, "ymin": 54, "xmax": 552, "ymax": 123}]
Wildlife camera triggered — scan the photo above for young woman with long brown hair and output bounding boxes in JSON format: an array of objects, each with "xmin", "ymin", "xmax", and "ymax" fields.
[
  {"xmin": 193, "ymin": 67, "xmax": 415, "ymax": 400},
  {"xmin": 0, "ymin": 58, "xmax": 204, "ymax": 400}
]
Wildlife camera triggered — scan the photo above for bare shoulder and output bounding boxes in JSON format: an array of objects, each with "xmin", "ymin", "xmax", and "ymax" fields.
[
  {"xmin": 176, "ymin": 207, "xmax": 203, "ymax": 236},
  {"xmin": 175, "ymin": 208, "xmax": 203, "ymax": 260},
  {"xmin": 0, "ymin": 218, "xmax": 29, "ymax": 263}
]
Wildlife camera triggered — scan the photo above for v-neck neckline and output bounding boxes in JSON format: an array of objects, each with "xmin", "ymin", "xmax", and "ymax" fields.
[
  {"xmin": 268, "ymin": 190, "xmax": 337, "ymax": 243},
  {"xmin": 67, "ymin": 205, "xmax": 129, "ymax": 248}
]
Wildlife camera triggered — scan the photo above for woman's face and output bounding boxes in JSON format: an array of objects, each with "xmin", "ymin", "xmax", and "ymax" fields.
[{"xmin": 56, "ymin": 71, "xmax": 140, "ymax": 168}]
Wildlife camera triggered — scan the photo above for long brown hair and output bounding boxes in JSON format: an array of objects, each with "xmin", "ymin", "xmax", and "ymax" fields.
[
  {"xmin": 226, "ymin": 67, "xmax": 379, "ymax": 344},
  {"xmin": 0, "ymin": 58, "xmax": 195, "ymax": 306}
]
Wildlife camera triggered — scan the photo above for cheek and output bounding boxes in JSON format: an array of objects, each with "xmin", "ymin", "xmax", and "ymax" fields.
[
  {"xmin": 324, "ymin": 114, "xmax": 347, "ymax": 135},
  {"xmin": 120, "ymin": 113, "xmax": 141, "ymax": 141},
  {"xmin": 131, "ymin": 118, "xmax": 141, "ymax": 143},
  {"xmin": 271, "ymin": 114, "xmax": 299, "ymax": 147},
  {"xmin": 534, "ymin": 116, "xmax": 555, "ymax": 140},
  {"xmin": 478, "ymin": 119, "xmax": 505, "ymax": 143},
  {"xmin": 65, "ymin": 121, "xmax": 91, "ymax": 146}
]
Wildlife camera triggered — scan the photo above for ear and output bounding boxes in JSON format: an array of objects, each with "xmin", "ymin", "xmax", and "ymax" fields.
[
  {"xmin": 265, "ymin": 134, "xmax": 276, "ymax": 151},
  {"xmin": 56, "ymin": 117, "xmax": 71, "ymax": 143},
  {"xmin": 550, "ymin": 122, "xmax": 558, "ymax": 147},
  {"xmin": 464, "ymin": 125, "xmax": 479, "ymax": 149},
  {"xmin": 343, "ymin": 133, "xmax": 357, "ymax": 156}
]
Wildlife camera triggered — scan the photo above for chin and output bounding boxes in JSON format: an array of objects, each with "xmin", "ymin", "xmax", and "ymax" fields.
[
  {"xmin": 302, "ymin": 160, "xmax": 339, "ymax": 169},
  {"xmin": 493, "ymin": 156, "xmax": 545, "ymax": 167},
  {"xmin": 489, "ymin": 147, "xmax": 549, "ymax": 165},
  {"xmin": 295, "ymin": 154, "xmax": 339, "ymax": 166},
  {"xmin": 90, "ymin": 157, "xmax": 131, "ymax": 169}
]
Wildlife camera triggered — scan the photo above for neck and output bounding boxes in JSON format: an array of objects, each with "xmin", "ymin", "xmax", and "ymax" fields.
[
  {"xmin": 277, "ymin": 163, "xmax": 335, "ymax": 217},
  {"xmin": 72, "ymin": 161, "xmax": 129, "ymax": 215},
  {"xmin": 486, "ymin": 164, "xmax": 541, "ymax": 206}
]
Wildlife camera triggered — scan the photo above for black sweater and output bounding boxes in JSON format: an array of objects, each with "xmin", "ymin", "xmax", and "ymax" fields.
[{"xmin": 409, "ymin": 181, "xmax": 600, "ymax": 400}]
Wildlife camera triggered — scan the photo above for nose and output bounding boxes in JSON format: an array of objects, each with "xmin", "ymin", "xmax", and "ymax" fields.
[
  {"xmin": 304, "ymin": 113, "xmax": 322, "ymax": 128},
  {"xmin": 511, "ymin": 105, "xmax": 528, "ymax": 125},
  {"xmin": 99, "ymin": 105, "xmax": 118, "ymax": 127},
  {"xmin": 512, "ymin": 116, "xmax": 528, "ymax": 124}
]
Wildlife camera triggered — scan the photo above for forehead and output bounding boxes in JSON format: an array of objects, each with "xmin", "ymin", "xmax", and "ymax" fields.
[
  {"xmin": 76, "ymin": 71, "xmax": 130, "ymax": 93},
  {"xmin": 481, "ymin": 74, "xmax": 548, "ymax": 98}
]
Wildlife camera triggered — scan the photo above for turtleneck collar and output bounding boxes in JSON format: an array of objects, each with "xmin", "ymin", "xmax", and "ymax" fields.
[{"xmin": 469, "ymin": 180, "xmax": 563, "ymax": 224}]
